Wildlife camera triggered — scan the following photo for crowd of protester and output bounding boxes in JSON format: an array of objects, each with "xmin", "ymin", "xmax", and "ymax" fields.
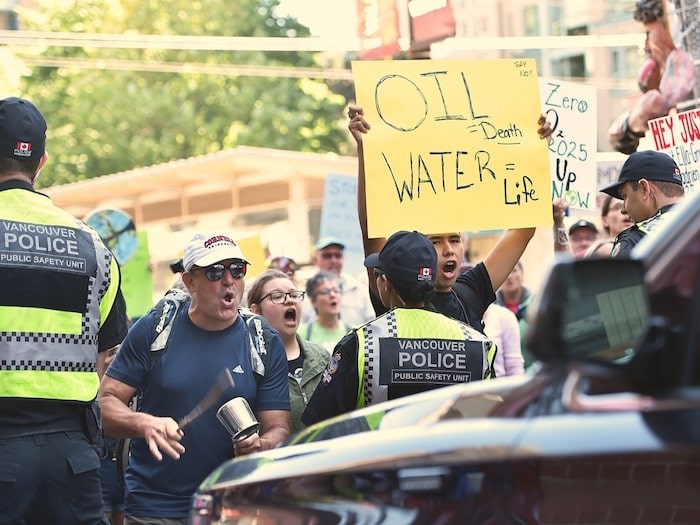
[{"xmin": 1, "ymin": 1, "xmax": 691, "ymax": 521}]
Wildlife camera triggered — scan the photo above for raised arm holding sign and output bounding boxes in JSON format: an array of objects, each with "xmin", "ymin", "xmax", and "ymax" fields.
[{"xmin": 350, "ymin": 98, "xmax": 553, "ymax": 331}]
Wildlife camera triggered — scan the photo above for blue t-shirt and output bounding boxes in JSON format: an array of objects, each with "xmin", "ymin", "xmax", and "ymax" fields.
[{"xmin": 106, "ymin": 306, "xmax": 290, "ymax": 518}]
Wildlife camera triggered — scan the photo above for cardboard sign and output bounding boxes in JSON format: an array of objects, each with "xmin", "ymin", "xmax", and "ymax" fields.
[
  {"xmin": 540, "ymin": 78, "xmax": 597, "ymax": 210},
  {"xmin": 318, "ymin": 173, "xmax": 365, "ymax": 277},
  {"xmin": 648, "ymin": 108, "xmax": 700, "ymax": 195},
  {"xmin": 352, "ymin": 58, "xmax": 552, "ymax": 238}
]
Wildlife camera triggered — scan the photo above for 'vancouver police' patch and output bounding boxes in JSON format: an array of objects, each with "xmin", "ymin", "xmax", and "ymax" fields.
[{"xmin": 321, "ymin": 351, "xmax": 342, "ymax": 385}]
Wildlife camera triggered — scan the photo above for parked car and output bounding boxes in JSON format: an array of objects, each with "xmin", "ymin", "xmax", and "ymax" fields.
[{"xmin": 190, "ymin": 191, "xmax": 700, "ymax": 525}]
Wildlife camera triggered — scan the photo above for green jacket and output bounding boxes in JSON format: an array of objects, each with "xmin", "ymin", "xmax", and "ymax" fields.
[{"xmin": 288, "ymin": 337, "xmax": 329, "ymax": 433}]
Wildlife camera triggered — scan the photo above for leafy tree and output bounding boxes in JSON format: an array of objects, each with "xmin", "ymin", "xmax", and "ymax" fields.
[{"xmin": 14, "ymin": 0, "xmax": 349, "ymax": 188}]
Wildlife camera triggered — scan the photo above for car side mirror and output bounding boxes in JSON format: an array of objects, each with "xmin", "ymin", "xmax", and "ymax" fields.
[{"xmin": 527, "ymin": 258, "xmax": 649, "ymax": 366}]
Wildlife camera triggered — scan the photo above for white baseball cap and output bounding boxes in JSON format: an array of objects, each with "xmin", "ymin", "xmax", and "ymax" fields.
[{"xmin": 183, "ymin": 233, "xmax": 250, "ymax": 272}]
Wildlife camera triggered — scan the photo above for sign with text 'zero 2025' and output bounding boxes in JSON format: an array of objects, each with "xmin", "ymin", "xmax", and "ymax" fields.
[
  {"xmin": 539, "ymin": 78, "xmax": 597, "ymax": 210},
  {"xmin": 352, "ymin": 59, "xmax": 551, "ymax": 238}
]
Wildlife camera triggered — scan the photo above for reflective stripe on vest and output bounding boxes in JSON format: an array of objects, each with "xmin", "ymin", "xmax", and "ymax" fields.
[
  {"xmin": 0, "ymin": 188, "xmax": 118, "ymax": 402},
  {"xmin": 356, "ymin": 308, "xmax": 495, "ymax": 408},
  {"xmin": 637, "ymin": 208, "xmax": 673, "ymax": 235}
]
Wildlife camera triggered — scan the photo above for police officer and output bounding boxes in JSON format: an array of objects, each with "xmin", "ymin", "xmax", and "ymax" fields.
[
  {"xmin": 601, "ymin": 150, "xmax": 684, "ymax": 258},
  {"xmin": 302, "ymin": 230, "xmax": 495, "ymax": 426},
  {"xmin": 0, "ymin": 97, "xmax": 128, "ymax": 524}
]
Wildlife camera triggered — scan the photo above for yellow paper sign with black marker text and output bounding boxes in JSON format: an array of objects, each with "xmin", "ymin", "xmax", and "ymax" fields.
[{"xmin": 352, "ymin": 59, "xmax": 552, "ymax": 238}]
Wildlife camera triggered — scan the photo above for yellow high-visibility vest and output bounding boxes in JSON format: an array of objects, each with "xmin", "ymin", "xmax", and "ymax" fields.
[{"xmin": 0, "ymin": 184, "xmax": 120, "ymax": 402}]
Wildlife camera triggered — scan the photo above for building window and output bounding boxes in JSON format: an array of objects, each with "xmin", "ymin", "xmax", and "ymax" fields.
[
  {"xmin": 552, "ymin": 54, "xmax": 586, "ymax": 79},
  {"xmin": 548, "ymin": 5, "xmax": 564, "ymax": 36},
  {"xmin": 524, "ymin": 6, "xmax": 539, "ymax": 37},
  {"xmin": 232, "ymin": 208, "xmax": 288, "ymax": 228},
  {"xmin": 610, "ymin": 48, "xmax": 640, "ymax": 79},
  {"xmin": 0, "ymin": 10, "xmax": 18, "ymax": 30}
]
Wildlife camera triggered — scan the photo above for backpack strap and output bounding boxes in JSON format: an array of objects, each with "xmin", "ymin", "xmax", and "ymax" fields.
[
  {"xmin": 117, "ymin": 287, "xmax": 190, "ymax": 488},
  {"xmin": 151, "ymin": 288, "xmax": 190, "ymax": 355},
  {"xmin": 238, "ymin": 306, "xmax": 273, "ymax": 381}
]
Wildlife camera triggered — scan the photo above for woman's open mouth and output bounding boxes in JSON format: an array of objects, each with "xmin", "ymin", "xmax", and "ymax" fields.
[{"xmin": 283, "ymin": 307, "xmax": 298, "ymax": 327}]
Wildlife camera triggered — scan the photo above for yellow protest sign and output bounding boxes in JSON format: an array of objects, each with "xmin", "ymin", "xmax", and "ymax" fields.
[
  {"xmin": 352, "ymin": 59, "xmax": 552, "ymax": 238},
  {"xmin": 237, "ymin": 234, "xmax": 267, "ymax": 279}
]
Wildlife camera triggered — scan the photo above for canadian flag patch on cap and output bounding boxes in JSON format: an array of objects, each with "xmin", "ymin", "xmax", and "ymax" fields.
[
  {"xmin": 14, "ymin": 141, "xmax": 32, "ymax": 157},
  {"xmin": 418, "ymin": 267, "xmax": 433, "ymax": 280}
]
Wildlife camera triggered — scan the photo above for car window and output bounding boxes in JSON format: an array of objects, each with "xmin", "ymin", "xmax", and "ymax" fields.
[{"xmin": 639, "ymin": 196, "xmax": 700, "ymax": 386}]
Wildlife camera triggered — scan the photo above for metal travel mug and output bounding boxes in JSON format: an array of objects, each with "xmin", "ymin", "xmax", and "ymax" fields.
[{"xmin": 216, "ymin": 397, "xmax": 260, "ymax": 442}]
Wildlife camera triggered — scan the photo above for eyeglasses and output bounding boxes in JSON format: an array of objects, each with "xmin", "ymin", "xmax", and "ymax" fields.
[
  {"xmin": 260, "ymin": 290, "xmax": 306, "ymax": 304},
  {"xmin": 315, "ymin": 287, "xmax": 341, "ymax": 297},
  {"xmin": 373, "ymin": 269, "xmax": 385, "ymax": 279},
  {"xmin": 196, "ymin": 262, "xmax": 247, "ymax": 281},
  {"xmin": 320, "ymin": 251, "xmax": 343, "ymax": 260}
]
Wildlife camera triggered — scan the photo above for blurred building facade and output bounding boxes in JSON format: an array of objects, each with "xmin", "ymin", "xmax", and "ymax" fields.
[
  {"xmin": 44, "ymin": 147, "xmax": 358, "ymax": 297},
  {"xmin": 357, "ymin": 0, "xmax": 698, "ymax": 152}
]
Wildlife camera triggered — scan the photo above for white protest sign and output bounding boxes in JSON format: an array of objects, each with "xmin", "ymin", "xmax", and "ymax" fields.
[
  {"xmin": 540, "ymin": 78, "xmax": 597, "ymax": 210},
  {"xmin": 318, "ymin": 173, "xmax": 364, "ymax": 277},
  {"xmin": 648, "ymin": 108, "xmax": 700, "ymax": 195}
]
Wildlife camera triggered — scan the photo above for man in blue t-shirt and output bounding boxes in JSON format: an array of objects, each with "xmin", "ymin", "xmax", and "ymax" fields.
[{"xmin": 99, "ymin": 233, "xmax": 290, "ymax": 523}]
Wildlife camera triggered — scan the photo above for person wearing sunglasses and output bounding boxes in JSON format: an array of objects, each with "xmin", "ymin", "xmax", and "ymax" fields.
[
  {"xmin": 302, "ymin": 231, "xmax": 496, "ymax": 427},
  {"xmin": 247, "ymin": 270, "xmax": 329, "ymax": 433},
  {"xmin": 99, "ymin": 233, "xmax": 290, "ymax": 524}
]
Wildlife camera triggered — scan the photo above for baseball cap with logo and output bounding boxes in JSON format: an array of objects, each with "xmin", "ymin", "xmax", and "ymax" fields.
[
  {"xmin": 600, "ymin": 150, "xmax": 683, "ymax": 200},
  {"xmin": 183, "ymin": 233, "xmax": 250, "ymax": 272},
  {"xmin": 364, "ymin": 230, "xmax": 436, "ymax": 295},
  {"xmin": 0, "ymin": 97, "xmax": 47, "ymax": 161}
]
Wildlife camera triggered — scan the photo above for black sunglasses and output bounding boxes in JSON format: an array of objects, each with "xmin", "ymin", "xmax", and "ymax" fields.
[{"xmin": 197, "ymin": 262, "xmax": 247, "ymax": 281}]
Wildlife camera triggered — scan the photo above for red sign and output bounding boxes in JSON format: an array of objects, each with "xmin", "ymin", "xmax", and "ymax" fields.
[
  {"xmin": 408, "ymin": 0, "xmax": 455, "ymax": 48},
  {"xmin": 356, "ymin": 0, "xmax": 400, "ymax": 59}
]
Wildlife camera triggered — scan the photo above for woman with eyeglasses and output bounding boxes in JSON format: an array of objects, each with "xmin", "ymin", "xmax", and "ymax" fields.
[
  {"xmin": 247, "ymin": 269, "xmax": 329, "ymax": 432},
  {"xmin": 301, "ymin": 271, "xmax": 352, "ymax": 353}
]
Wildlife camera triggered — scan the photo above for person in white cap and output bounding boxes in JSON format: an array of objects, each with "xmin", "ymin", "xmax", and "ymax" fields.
[{"xmin": 99, "ymin": 233, "xmax": 290, "ymax": 524}]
